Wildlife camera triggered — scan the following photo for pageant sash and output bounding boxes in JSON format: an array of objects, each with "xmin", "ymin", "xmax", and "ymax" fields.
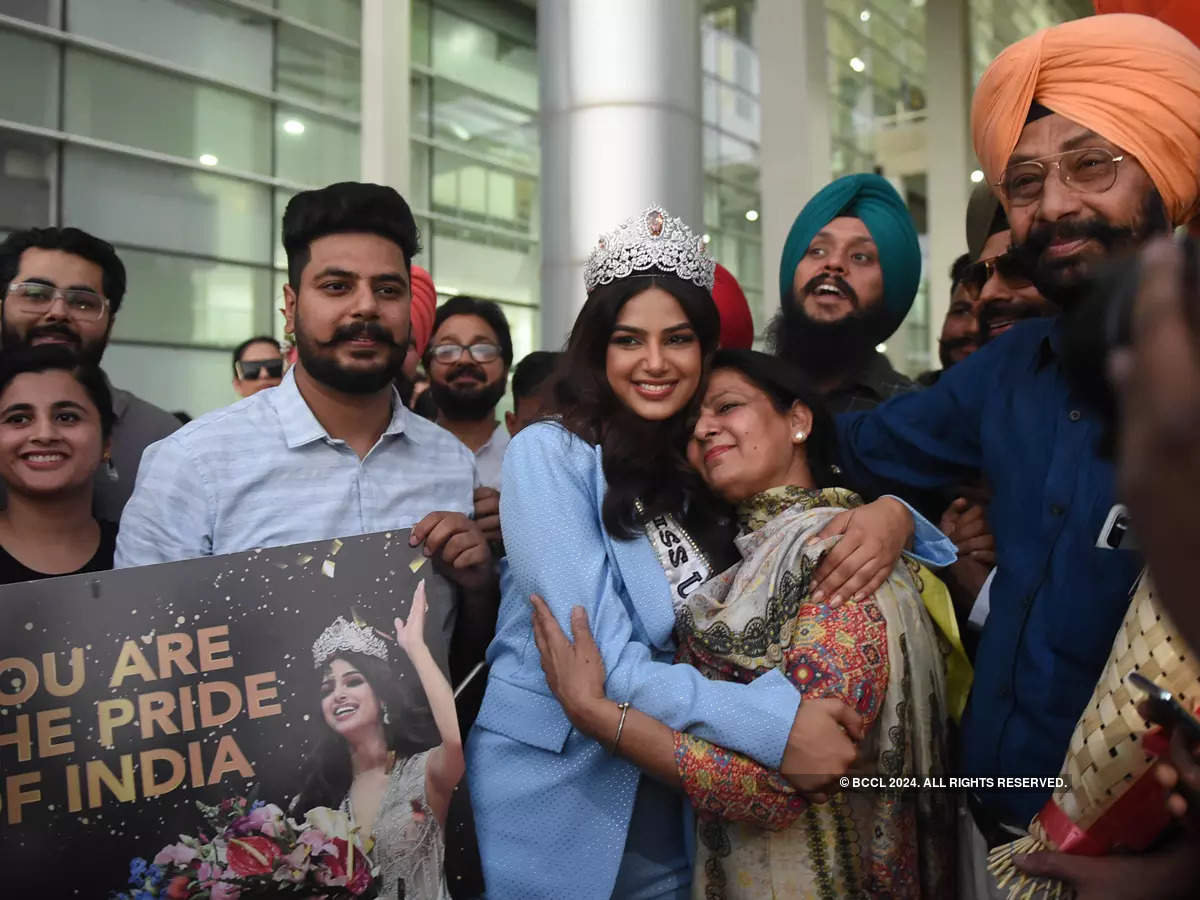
[{"xmin": 636, "ymin": 501, "xmax": 714, "ymax": 613}]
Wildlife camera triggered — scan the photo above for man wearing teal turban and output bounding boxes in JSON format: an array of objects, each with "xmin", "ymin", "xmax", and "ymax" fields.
[{"xmin": 772, "ymin": 173, "xmax": 922, "ymax": 413}]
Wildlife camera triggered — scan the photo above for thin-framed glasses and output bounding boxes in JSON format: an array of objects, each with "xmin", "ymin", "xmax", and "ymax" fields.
[
  {"xmin": 429, "ymin": 342, "xmax": 501, "ymax": 365},
  {"xmin": 5, "ymin": 281, "xmax": 109, "ymax": 321},
  {"xmin": 997, "ymin": 148, "xmax": 1125, "ymax": 207},
  {"xmin": 961, "ymin": 252, "xmax": 1034, "ymax": 292}
]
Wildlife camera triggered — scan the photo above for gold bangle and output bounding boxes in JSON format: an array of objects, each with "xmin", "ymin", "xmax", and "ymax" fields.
[{"xmin": 610, "ymin": 701, "xmax": 631, "ymax": 755}]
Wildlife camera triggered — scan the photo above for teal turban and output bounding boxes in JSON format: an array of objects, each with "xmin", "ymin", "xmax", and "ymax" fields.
[{"xmin": 778, "ymin": 173, "xmax": 921, "ymax": 335}]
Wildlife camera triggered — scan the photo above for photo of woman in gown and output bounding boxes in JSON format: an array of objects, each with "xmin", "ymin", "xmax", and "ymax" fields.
[
  {"xmin": 532, "ymin": 349, "xmax": 957, "ymax": 899},
  {"xmin": 298, "ymin": 581, "xmax": 463, "ymax": 900},
  {"xmin": 466, "ymin": 208, "xmax": 953, "ymax": 899}
]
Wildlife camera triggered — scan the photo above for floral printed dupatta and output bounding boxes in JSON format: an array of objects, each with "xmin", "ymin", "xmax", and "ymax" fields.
[{"xmin": 674, "ymin": 486, "xmax": 955, "ymax": 899}]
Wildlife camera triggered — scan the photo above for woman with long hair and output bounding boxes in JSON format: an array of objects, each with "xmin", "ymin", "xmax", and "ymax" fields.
[
  {"xmin": 299, "ymin": 582, "xmax": 464, "ymax": 899},
  {"xmin": 533, "ymin": 349, "xmax": 956, "ymax": 898},
  {"xmin": 466, "ymin": 209, "xmax": 944, "ymax": 899},
  {"xmin": 0, "ymin": 344, "xmax": 117, "ymax": 583}
]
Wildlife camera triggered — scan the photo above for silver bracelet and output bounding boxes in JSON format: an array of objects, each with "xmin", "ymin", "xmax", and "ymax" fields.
[{"xmin": 610, "ymin": 701, "xmax": 631, "ymax": 754}]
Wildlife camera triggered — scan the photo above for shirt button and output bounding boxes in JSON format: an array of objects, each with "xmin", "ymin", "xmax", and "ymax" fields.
[
  {"xmin": 1050, "ymin": 504, "xmax": 1065, "ymax": 516},
  {"xmin": 1068, "ymin": 409, "xmax": 1082, "ymax": 422}
]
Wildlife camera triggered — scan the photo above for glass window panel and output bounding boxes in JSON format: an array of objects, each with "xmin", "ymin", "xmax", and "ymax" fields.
[
  {"xmin": 104, "ymin": 342, "xmax": 257, "ymax": 416},
  {"xmin": 275, "ymin": 0, "xmax": 361, "ymax": 42},
  {"xmin": 429, "ymin": 219, "xmax": 537, "ymax": 306},
  {"xmin": 112, "ymin": 249, "xmax": 273, "ymax": 348},
  {"xmin": 0, "ymin": 29, "xmax": 58, "ymax": 128},
  {"xmin": 431, "ymin": 79, "xmax": 537, "ymax": 170},
  {"xmin": 274, "ymin": 190, "xmax": 296, "ymax": 271},
  {"xmin": 430, "ymin": 7, "xmax": 536, "ymax": 109},
  {"xmin": 0, "ymin": 0, "xmax": 55, "ymax": 26},
  {"xmin": 412, "ymin": 0, "xmax": 431, "ymax": 67},
  {"xmin": 274, "ymin": 109, "xmax": 359, "ymax": 186},
  {"xmin": 430, "ymin": 148, "xmax": 535, "ymax": 234},
  {"xmin": 276, "ymin": 22, "xmax": 360, "ymax": 111},
  {"xmin": 0, "ymin": 133, "xmax": 54, "ymax": 231},
  {"xmin": 68, "ymin": 0, "xmax": 273, "ymax": 93},
  {"xmin": 498, "ymin": 301, "xmax": 535, "ymax": 368},
  {"xmin": 411, "ymin": 73, "xmax": 431, "ymax": 137},
  {"xmin": 64, "ymin": 49, "xmax": 272, "ymax": 174},
  {"xmin": 409, "ymin": 144, "xmax": 431, "ymax": 211},
  {"xmin": 63, "ymin": 146, "xmax": 273, "ymax": 265}
]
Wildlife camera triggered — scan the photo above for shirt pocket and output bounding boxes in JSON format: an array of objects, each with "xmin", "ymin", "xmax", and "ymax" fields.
[{"xmin": 473, "ymin": 675, "xmax": 573, "ymax": 754}]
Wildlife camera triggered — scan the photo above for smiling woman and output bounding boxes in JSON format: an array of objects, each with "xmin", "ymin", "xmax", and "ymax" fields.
[{"xmin": 0, "ymin": 344, "xmax": 116, "ymax": 583}]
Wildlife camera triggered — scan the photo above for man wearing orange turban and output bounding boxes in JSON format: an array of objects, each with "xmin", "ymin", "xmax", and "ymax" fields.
[{"xmin": 831, "ymin": 16, "xmax": 1200, "ymax": 898}]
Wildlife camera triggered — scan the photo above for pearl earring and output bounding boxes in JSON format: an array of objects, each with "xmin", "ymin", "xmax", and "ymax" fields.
[{"xmin": 794, "ymin": 430, "xmax": 807, "ymax": 443}]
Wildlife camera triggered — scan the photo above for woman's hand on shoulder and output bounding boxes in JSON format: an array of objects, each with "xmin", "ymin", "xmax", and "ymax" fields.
[{"xmin": 808, "ymin": 496, "xmax": 913, "ymax": 607}]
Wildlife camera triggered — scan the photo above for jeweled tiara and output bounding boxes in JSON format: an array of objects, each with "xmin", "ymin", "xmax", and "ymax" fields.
[
  {"xmin": 312, "ymin": 615, "xmax": 389, "ymax": 668},
  {"xmin": 583, "ymin": 206, "xmax": 716, "ymax": 294}
]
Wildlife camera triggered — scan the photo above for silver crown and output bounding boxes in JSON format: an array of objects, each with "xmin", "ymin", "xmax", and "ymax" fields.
[
  {"xmin": 583, "ymin": 206, "xmax": 715, "ymax": 294},
  {"xmin": 311, "ymin": 615, "xmax": 389, "ymax": 668}
]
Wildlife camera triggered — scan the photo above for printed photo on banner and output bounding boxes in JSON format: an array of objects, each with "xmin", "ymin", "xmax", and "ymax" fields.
[{"xmin": 0, "ymin": 529, "xmax": 459, "ymax": 898}]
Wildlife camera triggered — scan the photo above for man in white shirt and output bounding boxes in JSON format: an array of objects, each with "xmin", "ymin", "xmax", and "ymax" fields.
[{"xmin": 116, "ymin": 182, "xmax": 490, "ymax": 596}]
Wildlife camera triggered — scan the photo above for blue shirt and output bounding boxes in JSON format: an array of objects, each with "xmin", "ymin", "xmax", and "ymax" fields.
[
  {"xmin": 836, "ymin": 319, "xmax": 1143, "ymax": 824},
  {"xmin": 115, "ymin": 368, "xmax": 476, "ymax": 566}
]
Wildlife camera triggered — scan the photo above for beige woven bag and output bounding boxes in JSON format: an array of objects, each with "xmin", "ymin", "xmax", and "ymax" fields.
[{"xmin": 987, "ymin": 572, "xmax": 1198, "ymax": 899}]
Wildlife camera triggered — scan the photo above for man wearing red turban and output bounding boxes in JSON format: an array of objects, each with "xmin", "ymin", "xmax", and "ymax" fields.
[{"xmin": 711, "ymin": 263, "xmax": 755, "ymax": 350}]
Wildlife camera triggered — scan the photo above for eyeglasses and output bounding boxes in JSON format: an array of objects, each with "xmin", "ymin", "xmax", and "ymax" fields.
[
  {"xmin": 960, "ymin": 252, "xmax": 1034, "ymax": 292},
  {"xmin": 5, "ymin": 282, "xmax": 109, "ymax": 321},
  {"xmin": 236, "ymin": 358, "xmax": 284, "ymax": 380},
  {"xmin": 429, "ymin": 342, "xmax": 502, "ymax": 365},
  {"xmin": 997, "ymin": 148, "xmax": 1125, "ymax": 207}
]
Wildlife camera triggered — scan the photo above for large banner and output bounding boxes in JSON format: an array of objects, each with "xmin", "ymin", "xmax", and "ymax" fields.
[{"xmin": 0, "ymin": 530, "xmax": 456, "ymax": 896}]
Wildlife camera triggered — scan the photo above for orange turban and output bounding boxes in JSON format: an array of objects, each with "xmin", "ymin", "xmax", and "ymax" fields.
[
  {"xmin": 410, "ymin": 264, "xmax": 436, "ymax": 356},
  {"xmin": 972, "ymin": 14, "xmax": 1200, "ymax": 226}
]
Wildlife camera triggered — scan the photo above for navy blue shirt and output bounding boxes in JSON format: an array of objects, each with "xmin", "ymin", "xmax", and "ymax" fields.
[{"xmin": 836, "ymin": 318, "xmax": 1143, "ymax": 824}]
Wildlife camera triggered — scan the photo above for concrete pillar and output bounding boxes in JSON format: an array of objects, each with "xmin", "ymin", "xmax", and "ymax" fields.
[
  {"xmin": 360, "ymin": 0, "xmax": 411, "ymax": 193},
  {"xmin": 924, "ymin": 0, "xmax": 975, "ymax": 363},
  {"xmin": 756, "ymin": 0, "xmax": 830, "ymax": 327},
  {"xmin": 538, "ymin": 0, "xmax": 704, "ymax": 347}
]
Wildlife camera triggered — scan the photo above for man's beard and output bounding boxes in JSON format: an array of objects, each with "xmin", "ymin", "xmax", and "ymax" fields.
[
  {"xmin": 429, "ymin": 363, "xmax": 506, "ymax": 421},
  {"xmin": 294, "ymin": 312, "xmax": 403, "ymax": 395},
  {"xmin": 0, "ymin": 317, "xmax": 106, "ymax": 366},
  {"xmin": 938, "ymin": 336, "xmax": 977, "ymax": 369},
  {"xmin": 1010, "ymin": 190, "xmax": 1170, "ymax": 309},
  {"xmin": 770, "ymin": 274, "xmax": 894, "ymax": 379}
]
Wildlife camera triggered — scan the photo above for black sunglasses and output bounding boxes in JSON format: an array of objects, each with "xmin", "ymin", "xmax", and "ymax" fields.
[
  {"xmin": 960, "ymin": 252, "xmax": 1034, "ymax": 292},
  {"xmin": 237, "ymin": 358, "xmax": 284, "ymax": 380}
]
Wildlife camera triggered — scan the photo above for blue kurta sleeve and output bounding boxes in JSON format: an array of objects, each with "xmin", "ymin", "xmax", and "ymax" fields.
[{"xmin": 497, "ymin": 424, "xmax": 800, "ymax": 769}]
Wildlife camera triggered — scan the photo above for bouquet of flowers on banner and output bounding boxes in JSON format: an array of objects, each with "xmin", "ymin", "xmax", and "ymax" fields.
[{"xmin": 113, "ymin": 790, "xmax": 379, "ymax": 899}]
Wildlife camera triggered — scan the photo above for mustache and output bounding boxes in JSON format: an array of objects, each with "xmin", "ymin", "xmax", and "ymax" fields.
[
  {"xmin": 801, "ymin": 274, "xmax": 860, "ymax": 307},
  {"xmin": 446, "ymin": 365, "xmax": 487, "ymax": 384},
  {"xmin": 319, "ymin": 321, "xmax": 398, "ymax": 348},
  {"xmin": 1015, "ymin": 218, "xmax": 1135, "ymax": 264},
  {"xmin": 938, "ymin": 335, "xmax": 978, "ymax": 353},
  {"xmin": 27, "ymin": 322, "xmax": 80, "ymax": 344}
]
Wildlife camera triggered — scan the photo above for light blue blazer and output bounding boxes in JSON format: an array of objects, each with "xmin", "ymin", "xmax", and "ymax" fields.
[{"xmin": 466, "ymin": 423, "xmax": 802, "ymax": 899}]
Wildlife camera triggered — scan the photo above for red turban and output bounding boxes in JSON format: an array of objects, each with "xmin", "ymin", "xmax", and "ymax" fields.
[
  {"xmin": 972, "ymin": 14, "xmax": 1200, "ymax": 226},
  {"xmin": 712, "ymin": 264, "xmax": 754, "ymax": 350},
  {"xmin": 410, "ymin": 264, "xmax": 436, "ymax": 356}
]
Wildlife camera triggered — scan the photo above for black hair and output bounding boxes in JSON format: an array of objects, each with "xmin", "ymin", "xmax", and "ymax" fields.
[
  {"xmin": 0, "ymin": 344, "xmax": 115, "ymax": 439},
  {"xmin": 551, "ymin": 271, "xmax": 721, "ymax": 540},
  {"xmin": 231, "ymin": 335, "xmax": 281, "ymax": 377},
  {"xmin": 708, "ymin": 348, "xmax": 846, "ymax": 490},
  {"xmin": 426, "ymin": 295, "xmax": 514, "ymax": 368},
  {"xmin": 282, "ymin": 182, "xmax": 421, "ymax": 291},
  {"xmin": 949, "ymin": 253, "xmax": 972, "ymax": 292},
  {"xmin": 0, "ymin": 227, "xmax": 126, "ymax": 315},
  {"xmin": 294, "ymin": 650, "xmax": 417, "ymax": 814},
  {"xmin": 511, "ymin": 350, "xmax": 560, "ymax": 401}
]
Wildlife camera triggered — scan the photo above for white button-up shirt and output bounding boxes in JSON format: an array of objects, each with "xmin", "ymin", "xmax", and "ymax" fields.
[
  {"xmin": 472, "ymin": 423, "xmax": 511, "ymax": 490},
  {"xmin": 115, "ymin": 369, "xmax": 476, "ymax": 567}
]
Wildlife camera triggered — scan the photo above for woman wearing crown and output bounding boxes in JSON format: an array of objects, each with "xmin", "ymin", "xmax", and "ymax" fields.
[
  {"xmin": 465, "ymin": 207, "xmax": 949, "ymax": 899},
  {"xmin": 298, "ymin": 582, "xmax": 462, "ymax": 900}
]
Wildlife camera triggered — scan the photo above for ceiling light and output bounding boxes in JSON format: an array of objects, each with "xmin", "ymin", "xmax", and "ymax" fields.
[
  {"xmin": 860, "ymin": 10, "xmax": 871, "ymax": 22},
  {"xmin": 875, "ymin": 343, "xmax": 888, "ymax": 353},
  {"xmin": 701, "ymin": 233, "xmax": 711, "ymax": 243},
  {"xmin": 970, "ymin": 169, "xmax": 985, "ymax": 183},
  {"xmin": 198, "ymin": 154, "xmax": 219, "ymax": 167},
  {"xmin": 849, "ymin": 57, "xmax": 866, "ymax": 73},
  {"xmin": 283, "ymin": 119, "xmax": 305, "ymax": 136},
  {"xmin": 744, "ymin": 209, "xmax": 759, "ymax": 222}
]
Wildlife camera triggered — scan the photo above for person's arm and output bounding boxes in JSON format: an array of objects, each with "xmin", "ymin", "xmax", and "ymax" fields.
[
  {"xmin": 395, "ymin": 580, "xmax": 464, "ymax": 828},
  {"xmin": 501, "ymin": 426, "xmax": 803, "ymax": 770},
  {"xmin": 114, "ymin": 437, "xmax": 215, "ymax": 567}
]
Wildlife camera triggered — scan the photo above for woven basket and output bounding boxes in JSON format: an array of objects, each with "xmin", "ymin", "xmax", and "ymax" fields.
[{"xmin": 987, "ymin": 573, "xmax": 1198, "ymax": 899}]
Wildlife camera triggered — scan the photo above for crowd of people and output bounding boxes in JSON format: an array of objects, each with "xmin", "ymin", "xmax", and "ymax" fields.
[{"xmin": 3, "ymin": 10, "xmax": 1200, "ymax": 900}]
